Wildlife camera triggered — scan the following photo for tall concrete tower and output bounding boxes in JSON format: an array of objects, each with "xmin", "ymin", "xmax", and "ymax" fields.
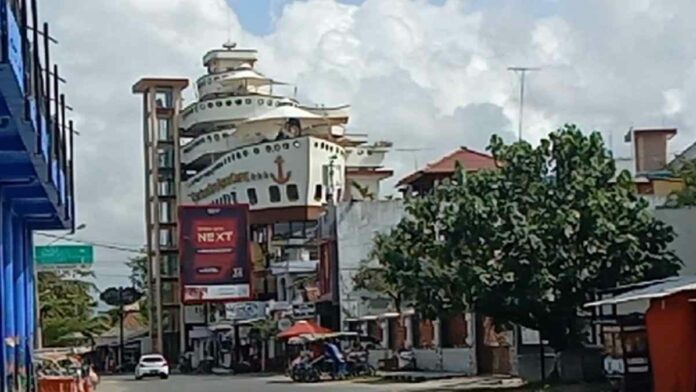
[{"xmin": 132, "ymin": 78, "xmax": 188, "ymax": 359}]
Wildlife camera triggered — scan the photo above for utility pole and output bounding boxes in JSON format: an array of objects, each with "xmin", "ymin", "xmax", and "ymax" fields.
[{"xmin": 507, "ymin": 66, "xmax": 541, "ymax": 141}]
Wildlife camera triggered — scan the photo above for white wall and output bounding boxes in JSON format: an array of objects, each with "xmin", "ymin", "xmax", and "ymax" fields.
[{"xmin": 336, "ymin": 200, "xmax": 405, "ymax": 325}]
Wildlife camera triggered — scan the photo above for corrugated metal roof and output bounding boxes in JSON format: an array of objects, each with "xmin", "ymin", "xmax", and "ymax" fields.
[{"xmin": 584, "ymin": 275, "xmax": 696, "ymax": 307}]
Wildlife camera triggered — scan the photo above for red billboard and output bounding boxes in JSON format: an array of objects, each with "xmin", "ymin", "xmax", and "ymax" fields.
[{"xmin": 179, "ymin": 205, "xmax": 252, "ymax": 303}]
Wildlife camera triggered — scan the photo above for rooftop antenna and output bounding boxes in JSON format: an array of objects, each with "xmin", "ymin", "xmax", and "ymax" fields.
[
  {"xmin": 395, "ymin": 147, "xmax": 433, "ymax": 171},
  {"xmin": 223, "ymin": 5, "xmax": 234, "ymax": 49},
  {"xmin": 508, "ymin": 66, "xmax": 541, "ymax": 141}
]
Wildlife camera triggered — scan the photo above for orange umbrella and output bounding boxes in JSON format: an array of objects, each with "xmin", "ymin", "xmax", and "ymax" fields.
[{"xmin": 277, "ymin": 320, "xmax": 332, "ymax": 339}]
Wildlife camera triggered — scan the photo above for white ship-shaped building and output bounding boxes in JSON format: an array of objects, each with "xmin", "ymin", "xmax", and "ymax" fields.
[{"xmin": 179, "ymin": 43, "xmax": 393, "ymax": 218}]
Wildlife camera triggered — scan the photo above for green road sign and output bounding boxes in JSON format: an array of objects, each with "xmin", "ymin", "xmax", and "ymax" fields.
[{"xmin": 34, "ymin": 245, "xmax": 94, "ymax": 270}]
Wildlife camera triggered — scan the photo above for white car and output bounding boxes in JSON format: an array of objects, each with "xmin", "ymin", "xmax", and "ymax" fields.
[{"xmin": 135, "ymin": 354, "xmax": 169, "ymax": 380}]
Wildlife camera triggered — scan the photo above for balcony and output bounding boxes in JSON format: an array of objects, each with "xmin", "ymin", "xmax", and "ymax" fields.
[
  {"xmin": 0, "ymin": 1, "xmax": 75, "ymax": 230},
  {"xmin": 345, "ymin": 144, "xmax": 390, "ymax": 168}
]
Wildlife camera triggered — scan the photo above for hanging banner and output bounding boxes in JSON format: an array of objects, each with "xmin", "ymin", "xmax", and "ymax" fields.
[{"xmin": 179, "ymin": 205, "xmax": 252, "ymax": 303}]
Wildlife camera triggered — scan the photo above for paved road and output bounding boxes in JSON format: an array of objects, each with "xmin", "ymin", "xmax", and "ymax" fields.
[{"xmin": 99, "ymin": 374, "xmax": 423, "ymax": 392}]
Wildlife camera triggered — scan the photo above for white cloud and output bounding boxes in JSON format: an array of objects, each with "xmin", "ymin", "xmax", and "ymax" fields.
[{"xmin": 40, "ymin": 0, "xmax": 696, "ymax": 286}]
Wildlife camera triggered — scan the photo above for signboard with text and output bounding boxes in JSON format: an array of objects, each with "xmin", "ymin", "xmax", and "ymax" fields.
[
  {"xmin": 179, "ymin": 205, "xmax": 252, "ymax": 303},
  {"xmin": 34, "ymin": 245, "xmax": 94, "ymax": 271}
]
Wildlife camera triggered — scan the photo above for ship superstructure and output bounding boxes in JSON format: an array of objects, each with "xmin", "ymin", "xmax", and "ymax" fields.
[{"xmin": 134, "ymin": 43, "xmax": 391, "ymax": 361}]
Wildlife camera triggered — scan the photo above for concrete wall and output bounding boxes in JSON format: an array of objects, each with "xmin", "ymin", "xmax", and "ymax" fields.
[
  {"xmin": 336, "ymin": 200, "xmax": 405, "ymax": 324},
  {"xmin": 654, "ymin": 208, "xmax": 696, "ymax": 275},
  {"xmin": 412, "ymin": 348, "xmax": 476, "ymax": 375}
]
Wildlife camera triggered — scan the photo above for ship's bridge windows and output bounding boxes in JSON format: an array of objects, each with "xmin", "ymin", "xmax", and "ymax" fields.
[
  {"xmin": 313, "ymin": 184, "xmax": 323, "ymax": 202},
  {"xmin": 247, "ymin": 188, "xmax": 258, "ymax": 205},
  {"xmin": 269, "ymin": 185, "xmax": 281, "ymax": 203},
  {"xmin": 286, "ymin": 184, "xmax": 299, "ymax": 201}
]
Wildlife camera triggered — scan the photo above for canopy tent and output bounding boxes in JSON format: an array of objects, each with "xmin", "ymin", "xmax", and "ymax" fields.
[{"xmin": 277, "ymin": 320, "xmax": 331, "ymax": 339}]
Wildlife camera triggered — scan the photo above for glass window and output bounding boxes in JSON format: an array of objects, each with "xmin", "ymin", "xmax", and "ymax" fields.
[
  {"xmin": 159, "ymin": 228, "xmax": 176, "ymax": 246},
  {"xmin": 158, "ymin": 179, "xmax": 175, "ymax": 197},
  {"xmin": 162, "ymin": 281, "xmax": 179, "ymax": 304},
  {"xmin": 162, "ymin": 307, "xmax": 179, "ymax": 332},
  {"xmin": 269, "ymin": 185, "xmax": 281, "ymax": 203},
  {"xmin": 273, "ymin": 222, "xmax": 290, "ymax": 239},
  {"xmin": 157, "ymin": 118, "xmax": 171, "ymax": 141},
  {"xmin": 286, "ymin": 184, "xmax": 299, "ymax": 201},
  {"xmin": 159, "ymin": 200, "xmax": 172, "ymax": 223},
  {"xmin": 155, "ymin": 90, "xmax": 172, "ymax": 108},
  {"xmin": 247, "ymin": 188, "xmax": 258, "ymax": 205},
  {"xmin": 160, "ymin": 254, "xmax": 178, "ymax": 277},
  {"xmin": 229, "ymin": 192, "xmax": 237, "ymax": 204},
  {"xmin": 313, "ymin": 184, "xmax": 323, "ymax": 202}
]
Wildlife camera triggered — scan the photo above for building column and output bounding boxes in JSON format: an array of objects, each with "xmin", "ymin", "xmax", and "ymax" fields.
[
  {"xmin": 0, "ymin": 199, "xmax": 6, "ymax": 392},
  {"xmin": 380, "ymin": 318, "xmax": 389, "ymax": 349},
  {"xmin": 404, "ymin": 315, "xmax": 414, "ymax": 349},
  {"xmin": 24, "ymin": 226, "xmax": 34, "ymax": 392},
  {"xmin": 433, "ymin": 319, "xmax": 441, "ymax": 348},
  {"xmin": 3, "ymin": 202, "xmax": 16, "ymax": 392},
  {"xmin": 12, "ymin": 215, "xmax": 26, "ymax": 392}
]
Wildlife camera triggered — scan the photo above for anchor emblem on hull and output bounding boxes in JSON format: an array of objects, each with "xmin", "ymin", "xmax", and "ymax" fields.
[{"xmin": 271, "ymin": 156, "xmax": 292, "ymax": 185}]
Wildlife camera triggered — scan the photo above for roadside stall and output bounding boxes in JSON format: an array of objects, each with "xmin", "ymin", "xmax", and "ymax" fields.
[
  {"xmin": 34, "ymin": 347, "xmax": 97, "ymax": 392},
  {"xmin": 585, "ymin": 275, "xmax": 696, "ymax": 392}
]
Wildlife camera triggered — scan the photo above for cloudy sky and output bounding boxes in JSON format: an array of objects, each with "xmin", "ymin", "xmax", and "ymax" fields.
[{"xmin": 38, "ymin": 0, "xmax": 696, "ymax": 287}]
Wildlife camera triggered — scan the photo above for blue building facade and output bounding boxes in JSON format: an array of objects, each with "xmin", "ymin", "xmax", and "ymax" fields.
[{"xmin": 0, "ymin": 1, "xmax": 75, "ymax": 391}]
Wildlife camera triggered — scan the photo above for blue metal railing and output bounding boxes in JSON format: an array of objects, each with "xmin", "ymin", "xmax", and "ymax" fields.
[{"xmin": 1, "ymin": 0, "xmax": 74, "ymax": 227}]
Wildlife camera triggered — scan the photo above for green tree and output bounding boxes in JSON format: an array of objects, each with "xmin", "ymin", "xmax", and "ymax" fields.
[
  {"xmin": 125, "ymin": 253, "xmax": 148, "ymax": 323},
  {"xmin": 665, "ymin": 157, "xmax": 696, "ymax": 207},
  {"xmin": 375, "ymin": 124, "xmax": 681, "ymax": 351},
  {"xmin": 39, "ymin": 271, "xmax": 110, "ymax": 346}
]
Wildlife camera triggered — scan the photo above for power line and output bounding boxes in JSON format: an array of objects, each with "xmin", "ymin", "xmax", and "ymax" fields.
[{"xmin": 34, "ymin": 233, "xmax": 145, "ymax": 254}]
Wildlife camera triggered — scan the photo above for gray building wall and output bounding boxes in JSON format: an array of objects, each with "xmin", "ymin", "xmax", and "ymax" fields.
[
  {"xmin": 336, "ymin": 200, "xmax": 405, "ymax": 325},
  {"xmin": 654, "ymin": 208, "xmax": 696, "ymax": 274}
]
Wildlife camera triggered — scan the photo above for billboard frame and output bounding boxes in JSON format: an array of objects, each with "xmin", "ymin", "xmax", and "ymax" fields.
[{"xmin": 178, "ymin": 204, "xmax": 254, "ymax": 305}]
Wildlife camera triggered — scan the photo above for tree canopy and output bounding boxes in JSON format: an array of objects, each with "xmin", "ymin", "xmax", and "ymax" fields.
[
  {"xmin": 39, "ymin": 270, "xmax": 110, "ymax": 346},
  {"xmin": 665, "ymin": 157, "xmax": 696, "ymax": 207},
  {"xmin": 372, "ymin": 124, "xmax": 681, "ymax": 351}
]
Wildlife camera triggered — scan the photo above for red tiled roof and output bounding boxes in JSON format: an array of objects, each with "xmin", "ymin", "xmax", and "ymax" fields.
[{"xmin": 397, "ymin": 147, "xmax": 497, "ymax": 186}]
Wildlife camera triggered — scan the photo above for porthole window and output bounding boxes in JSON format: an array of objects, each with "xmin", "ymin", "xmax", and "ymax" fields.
[
  {"xmin": 358, "ymin": 150, "xmax": 364, "ymax": 155},
  {"xmin": 236, "ymin": 152, "xmax": 242, "ymax": 159},
  {"xmin": 247, "ymin": 188, "xmax": 258, "ymax": 205},
  {"xmin": 226, "ymin": 100, "xmax": 232, "ymax": 106},
  {"xmin": 245, "ymin": 98, "xmax": 252, "ymax": 105},
  {"xmin": 313, "ymin": 184, "xmax": 323, "ymax": 202},
  {"xmin": 314, "ymin": 142, "xmax": 319, "ymax": 148},
  {"xmin": 274, "ymin": 144, "xmax": 281, "ymax": 151},
  {"xmin": 282, "ymin": 143, "xmax": 289, "ymax": 150},
  {"xmin": 265, "ymin": 146, "xmax": 272, "ymax": 153},
  {"xmin": 235, "ymin": 99, "xmax": 242, "ymax": 105},
  {"xmin": 258, "ymin": 99, "xmax": 264, "ymax": 105},
  {"xmin": 269, "ymin": 185, "xmax": 281, "ymax": 203},
  {"xmin": 253, "ymin": 148, "xmax": 260, "ymax": 154},
  {"xmin": 367, "ymin": 150, "xmax": 373, "ymax": 155},
  {"xmin": 199, "ymin": 104, "xmax": 205, "ymax": 110},
  {"xmin": 214, "ymin": 134, "xmax": 220, "ymax": 141},
  {"xmin": 267, "ymin": 99, "xmax": 273, "ymax": 106},
  {"xmin": 207, "ymin": 102, "xmax": 214, "ymax": 109},
  {"xmin": 243, "ymin": 150, "xmax": 249, "ymax": 157},
  {"xmin": 287, "ymin": 184, "xmax": 299, "ymax": 202},
  {"xmin": 320, "ymin": 143, "xmax": 326, "ymax": 149},
  {"xmin": 216, "ymin": 101, "xmax": 223, "ymax": 107},
  {"xmin": 293, "ymin": 141, "xmax": 301, "ymax": 148}
]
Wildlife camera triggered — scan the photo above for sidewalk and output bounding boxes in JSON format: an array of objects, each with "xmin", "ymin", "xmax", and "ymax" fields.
[{"xmin": 360, "ymin": 373, "xmax": 525, "ymax": 390}]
